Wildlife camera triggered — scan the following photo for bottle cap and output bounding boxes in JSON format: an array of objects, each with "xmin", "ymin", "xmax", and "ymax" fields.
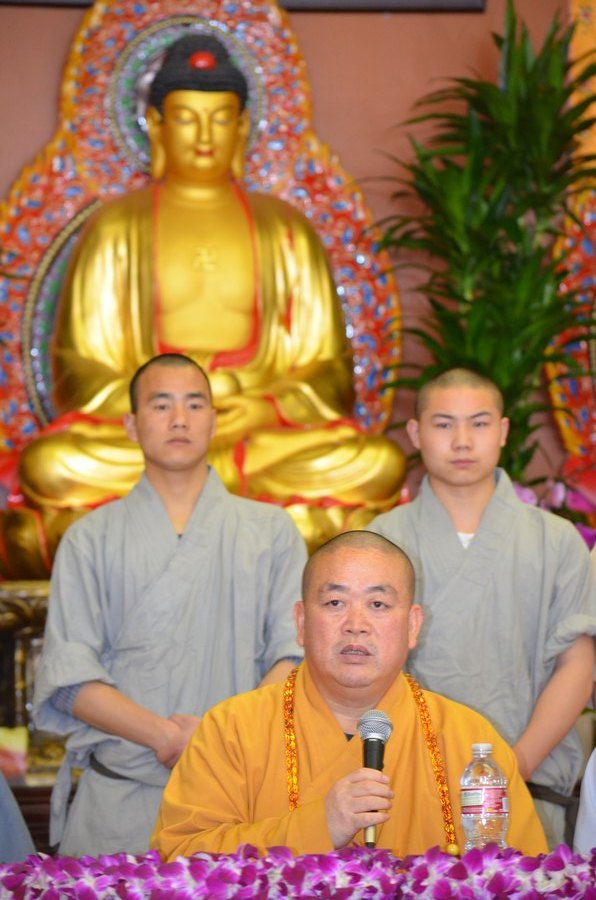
[{"xmin": 471, "ymin": 742, "xmax": 492, "ymax": 752}]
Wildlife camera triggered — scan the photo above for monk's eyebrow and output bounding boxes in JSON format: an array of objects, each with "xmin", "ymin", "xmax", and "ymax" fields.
[
  {"xmin": 318, "ymin": 582, "xmax": 396, "ymax": 595},
  {"xmin": 431, "ymin": 411, "xmax": 493, "ymax": 420},
  {"xmin": 146, "ymin": 390, "xmax": 210, "ymax": 405},
  {"xmin": 148, "ymin": 391, "xmax": 174, "ymax": 401},
  {"xmin": 319, "ymin": 582, "xmax": 349, "ymax": 595}
]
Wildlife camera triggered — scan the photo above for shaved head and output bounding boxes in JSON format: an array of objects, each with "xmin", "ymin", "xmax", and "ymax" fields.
[
  {"xmin": 416, "ymin": 368, "xmax": 504, "ymax": 418},
  {"xmin": 302, "ymin": 530, "xmax": 415, "ymax": 601},
  {"xmin": 129, "ymin": 353, "xmax": 212, "ymax": 413}
]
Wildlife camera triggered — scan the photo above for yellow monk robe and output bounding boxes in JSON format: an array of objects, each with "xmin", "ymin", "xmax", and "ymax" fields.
[{"xmin": 151, "ymin": 664, "xmax": 547, "ymax": 859}]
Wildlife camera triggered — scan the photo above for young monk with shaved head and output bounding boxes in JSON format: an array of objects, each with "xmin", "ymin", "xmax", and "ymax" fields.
[{"xmin": 369, "ymin": 367, "xmax": 596, "ymax": 847}]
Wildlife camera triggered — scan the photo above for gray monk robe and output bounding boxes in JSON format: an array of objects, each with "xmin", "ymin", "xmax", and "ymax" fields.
[
  {"xmin": 33, "ymin": 468, "xmax": 306, "ymax": 856},
  {"xmin": 369, "ymin": 469, "xmax": 596, "ymax": 799}
]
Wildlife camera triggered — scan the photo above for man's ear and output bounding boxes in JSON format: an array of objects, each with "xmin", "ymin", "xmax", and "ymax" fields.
[
  {"xmin": 500, "ymin": 416, "xmax": 510, "ymax": 447},
  {"xmin": 408, "ymin": 604, "xmax": 424, "ymax": 651},
  {"xmin": 123, "ymin": 413, "xmax": 138, "ymax": 443},
  {"xmin": 147, "ymin": 106, "xmax": 166, "ymax": 180},
  {"xmin": 405, "ymin": 418, "xmax": 421, "ymax": 450},
  {"xmin": 293, "ymin": 600, "xmax": 305, "ymax": 648}
]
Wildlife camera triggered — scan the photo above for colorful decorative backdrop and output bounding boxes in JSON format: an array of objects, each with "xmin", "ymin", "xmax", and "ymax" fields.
[
  {"xmin": 546, "ymin": 0, "xmax": 595, "ymax": 515},
  {"xmin": 0, "ymin": 0, "xmax": 401, "ymax": 455}
]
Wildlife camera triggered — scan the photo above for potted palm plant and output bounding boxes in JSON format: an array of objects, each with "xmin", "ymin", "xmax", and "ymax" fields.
[{"xmin": 378, "ymin": 0, "xmax": 595, "ymax": 485}]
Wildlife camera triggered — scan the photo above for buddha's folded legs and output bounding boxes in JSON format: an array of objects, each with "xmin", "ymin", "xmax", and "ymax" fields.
[
  {"xmin": 19, "ymin": 420, "xmax": 405, "ymax": 511},
  {"xmin": 5, "ymin": 419, "xmax": 405, "ymax": 570},
  {"xmin": 19, "ymin": 423, "xmax": 145, "ymax": 508},
  {"xmin": 240, "ymin": 425, "xmax": 405, "ymax": 506}
]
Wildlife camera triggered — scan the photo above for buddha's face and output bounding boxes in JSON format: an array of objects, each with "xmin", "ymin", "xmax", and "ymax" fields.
[{"xmin": 151, "ymin": 89, "xmax": 248, "ymax": 184}]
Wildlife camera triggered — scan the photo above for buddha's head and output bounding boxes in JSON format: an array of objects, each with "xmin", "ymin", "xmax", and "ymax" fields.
[{"xmin": 147, "ymin": 34, "xmax": 250, "ymax": 182}]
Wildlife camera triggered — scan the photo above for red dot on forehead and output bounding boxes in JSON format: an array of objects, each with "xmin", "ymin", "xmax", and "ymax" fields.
[{"xmin": 189, "ymin": 51, "xmax": 217, "ymax": 70}]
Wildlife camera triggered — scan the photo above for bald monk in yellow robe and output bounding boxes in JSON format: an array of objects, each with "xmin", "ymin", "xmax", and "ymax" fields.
[
  {"xmin": 15, "ymin": 33, "xmax": 404, "ymax": 561},
  {"xmin": 152, "ymin": 531, "xmax": 547, "ymax": 859}
]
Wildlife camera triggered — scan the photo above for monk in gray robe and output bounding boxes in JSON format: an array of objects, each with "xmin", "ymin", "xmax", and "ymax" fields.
[
  {"xmin": 368, "ymin": 368, "xmax": 596, "ymax": 848},
  {"xmin": 33, "ymin": 354, "xmax": 306, "ymax": 857}
]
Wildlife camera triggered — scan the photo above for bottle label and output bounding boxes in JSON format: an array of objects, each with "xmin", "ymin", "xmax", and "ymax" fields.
[{"xmin": 460, "ymin": 786, "xmax": 508, "ymax": 815}]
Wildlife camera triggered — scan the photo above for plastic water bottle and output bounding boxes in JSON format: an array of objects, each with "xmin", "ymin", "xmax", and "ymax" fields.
[{"xmin": 460, "ymin": 742, "xmax": 509, "ymax": 851}]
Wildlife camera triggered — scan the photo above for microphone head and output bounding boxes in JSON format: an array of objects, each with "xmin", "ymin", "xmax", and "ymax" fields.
[{"xmin": 357, "ymin": 709, "xmax": 393, "ymax": 744}]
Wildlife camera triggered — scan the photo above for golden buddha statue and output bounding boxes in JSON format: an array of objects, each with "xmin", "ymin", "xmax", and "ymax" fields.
[{"xmin": 5, "ymin": 33, "xmax": 405, "ymax": 572}]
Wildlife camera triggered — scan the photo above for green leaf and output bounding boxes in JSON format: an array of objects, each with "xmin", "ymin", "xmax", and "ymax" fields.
[{"xmin": 376, "ymin": 0, "xmax": 595, "ymax": 481}]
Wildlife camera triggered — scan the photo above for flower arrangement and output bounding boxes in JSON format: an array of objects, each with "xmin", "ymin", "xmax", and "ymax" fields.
[
  {"xmin": 514, "ymin": 480, "xmax": 596, "ymax": 550},
  {"xmin": 1, "ymin": 844, "xmax": 595, "ymax": 899}
]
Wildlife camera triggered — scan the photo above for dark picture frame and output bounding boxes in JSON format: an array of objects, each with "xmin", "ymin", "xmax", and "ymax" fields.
[
  {"xmin": 283, "ymin": 1, "xmax": 485, "ymax": 7},
  {"xmin": 0, "ymin": 1, "xmax": 486, "ymax": 9}
]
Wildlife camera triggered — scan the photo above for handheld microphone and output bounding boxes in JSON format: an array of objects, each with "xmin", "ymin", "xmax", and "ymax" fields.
[{"xmin": 357, "ymin": 709, "xmax": 393, "ymax": 849}]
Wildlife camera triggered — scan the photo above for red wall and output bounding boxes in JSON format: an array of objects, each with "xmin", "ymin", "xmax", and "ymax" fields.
[{"xmin": 0, "ymin": 0, "xmax": 567, "ymax": 483}]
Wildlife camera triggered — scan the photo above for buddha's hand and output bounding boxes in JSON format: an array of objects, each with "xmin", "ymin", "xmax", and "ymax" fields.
[
  {"xmin": 324, "ymin": 768, "xmax": 393, "ymax": 849},
  {"xmin": 212, "ymin": 394, "xmax": 279, "ymax": 446},
  {"xmin": 209, "ymin": 370, "xmax": 241, "ymax": 401},
  {"xmin": 155, "ymin": 714, "xmax": 202, "ymax": 768}
]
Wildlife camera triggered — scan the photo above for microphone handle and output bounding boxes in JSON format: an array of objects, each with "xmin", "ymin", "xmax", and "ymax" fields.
[
  {"xmin": 363, "ymin": 738, "xmax": 386, "ymax": 848},
  {"xmin": 363, "ymin": 738, "xmax": 385, "ymax": 771},
  {"xmin": 364, "ymin": 824, "xmax": 376, "ymax": 848}
]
